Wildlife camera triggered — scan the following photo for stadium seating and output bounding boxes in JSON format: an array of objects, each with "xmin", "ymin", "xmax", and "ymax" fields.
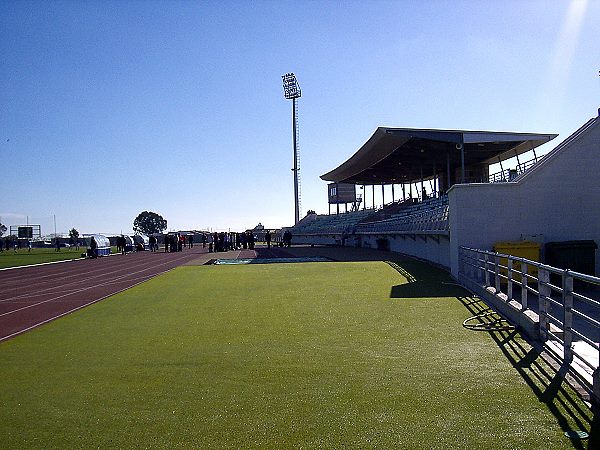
[
  {"xmin": 291, "ymin": 209, "xmax": 373, "ymax": 235},
  {"xmin": 291, "ymin": 196, "xmax": 449, "ymax": 237},
  {"xmin": 355, "ymin": 196, "xmax": 449, "ymax": 234}
]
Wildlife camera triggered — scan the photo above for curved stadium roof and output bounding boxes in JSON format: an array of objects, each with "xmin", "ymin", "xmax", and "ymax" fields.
[{"xmin": 320, "ymin": 127, "xmax": 557, "ymax": 185}]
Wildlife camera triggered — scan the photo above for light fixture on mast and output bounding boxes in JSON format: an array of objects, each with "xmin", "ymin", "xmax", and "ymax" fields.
[{"xmin": 282, "ymin": 72, "xmax": 302, "ymax": 224}]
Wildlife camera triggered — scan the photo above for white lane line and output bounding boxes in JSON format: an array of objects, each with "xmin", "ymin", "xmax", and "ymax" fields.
[
  {"xmin": 0, "ymin": 256, "xmax": 87, "ymax": 272},
  {"xmin": 0, "ymin": 255, "xmax": 154, "ymax": 291},
  {"xmin": 0, "ymin": 269, "xmax": 173, "ymax": 342},
  {"xmin": 0, "ymin": 252, "xmax": 195, "ymax": 317},
  {"xmin": 0, "ymin": 252, "xmax": 195, "ymax": 304}
]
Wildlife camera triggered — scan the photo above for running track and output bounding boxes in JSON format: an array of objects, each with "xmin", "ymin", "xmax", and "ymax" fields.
[
  {"xmin": 0, "ymin": 245, "xmax": 295, "ymax": 342},
  {"xmin": 0, "ymin": 247, "xmax": 209, "ymax": 342}
]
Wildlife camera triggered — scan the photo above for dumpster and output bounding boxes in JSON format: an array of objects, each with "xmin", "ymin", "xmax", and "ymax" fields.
[
  {"xmin": 493, "ymin": 241, "xmax": 541, "ymax": 282},
  {"xmin": 545, "ymin": 240, "xmax": 597, "ymax": 285}
]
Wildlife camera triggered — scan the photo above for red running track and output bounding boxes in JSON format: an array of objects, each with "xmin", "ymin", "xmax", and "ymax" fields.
[{"xmin": 0, "ymin": 247, "xmax": 208, "ymax": 342}]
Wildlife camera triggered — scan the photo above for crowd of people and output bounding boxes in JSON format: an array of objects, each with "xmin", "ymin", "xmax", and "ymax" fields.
[
  {"xmin": 208, "ymin": 230, "xmax": 256, "ymax": 252},
  {"xmin": 0, "ymin": 228, "xmax": 290, "ymax": 256},
  {"xmin": 0, "ymin": 237, "xmax": 22, "ymax": 252}
]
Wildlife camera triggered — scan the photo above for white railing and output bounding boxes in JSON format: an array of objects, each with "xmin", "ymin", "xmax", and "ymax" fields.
[
  {"xmin": 488, "ymin": 156, "xmax": 539, "ymax": 183},
  {"xmin": 459, "ymin": 246, "xmax": 600, "ymax": 403}
]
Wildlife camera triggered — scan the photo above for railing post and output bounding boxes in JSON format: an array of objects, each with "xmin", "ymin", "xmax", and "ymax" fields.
[
  {"xmin": 484, "ymin": 253, "xmax": 490, "ymax": 286},
  {"xmin": 538, "ymin": 268, "xmax": 550, "ymax": 341},
  {"xmin": 507, "ymin": 258, "xmax": 513, "ymax": 299},
  {"xmin": 470, "ymin": 250, "xmax": 475, "ymax": 281},
  {"xmin": 594, "ymin": 368, "xmax": 600, "ymax": 406},
  {"xmin": 521, "ymin": 262, "xmax": 528, "ymax": 310},
  {"xmin": 563, "ymin": 271, "xmax": 574, "ymax": 363},
  {"xmin": 467, "ymin": 250, "xmax": 473, "ymax": 280},
  {"xmin": 494, "ymin": 253, "xmax": 501, "ymax": 293}
]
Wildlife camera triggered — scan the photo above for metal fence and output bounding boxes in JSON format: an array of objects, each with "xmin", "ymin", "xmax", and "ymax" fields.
[
  {"xmin": 459, "ymin": 246, "xmax": 600, "ymax": 403},
  {"xmin": 488, "ymin": 156, "xmax": 539, "ymax": 183}
]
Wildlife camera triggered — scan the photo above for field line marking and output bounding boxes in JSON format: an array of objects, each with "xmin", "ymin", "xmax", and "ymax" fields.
[
  {"xmin": 0, "ymin": 252, "xmax": 194, "ymax": 315},
  {"xmin": 1, "ymin": 255, "xmax": 157, "ymax": 293},
  {"xmin": 0, "ymin": 256, "xmax": 86, "ymax": 272},
  {"xmin": 0, "ymin": 252, "xmax": 195, "ymax": 304},
  {"xmin": 0, "ymin": 268, "xmax": 176, "ymax": 342}
]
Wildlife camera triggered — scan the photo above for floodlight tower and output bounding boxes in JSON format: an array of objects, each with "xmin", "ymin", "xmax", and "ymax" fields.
[{"xmin": 282, "ymin": 72, "xmax": 302, "ymax": 224}]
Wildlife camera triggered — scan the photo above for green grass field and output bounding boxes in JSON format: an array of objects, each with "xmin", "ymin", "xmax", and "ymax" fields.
[
  {"xmin": 0, "ymin": 259, "xmax": 594, "ymax": 448},
  {"xmin": 0, "ymin": 247, "xmax": 87, "ymax": 269},
  {"xmin": 0, "ymin": 247, "xmax": 123, "ymax": 269}
]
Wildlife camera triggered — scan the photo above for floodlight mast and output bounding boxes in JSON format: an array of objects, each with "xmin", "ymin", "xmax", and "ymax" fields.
[{"xmin": 282, "ymin": 73, "xmax": 302, "ymax": 224}]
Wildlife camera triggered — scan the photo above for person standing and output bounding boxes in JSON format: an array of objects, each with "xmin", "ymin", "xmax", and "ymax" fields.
[
  {"xmin": 265, "ymin": 230, "xmax": 272, "ymax": 249},
  {"xmin": 90, "ymin": 236, "xmax": 98, "ymax": 258}
]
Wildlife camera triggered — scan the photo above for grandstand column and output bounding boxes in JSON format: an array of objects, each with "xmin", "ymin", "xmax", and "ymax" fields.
[
  {"xmin": 372, "ymin": 185, "xmax": 375, "ymax": 209},
  {"xmin": 459, "ymin": 142, "xmax": 465, "ymax": 183},
  {"xmin": 381, "ymin": 184, "xmax": 385, "ymax": 205},
  {"xmin": 391, "ymin": 184, "xmax": 395, "ymax": 202},
  {"xmin": 530, "ymin": 142, "xmax": 538, "ymax": 163},
  {"xmin": 363, "ymin": 185, "xmax": 366, "ymax": 210},
  {"xmin": 514, "ymin": 149, "xmax": 521, "ymax": 170},
  {"xmin": 497, "ymin": 156, "xmax": 506, "ymax": 181},
  {"xmin": 446, "ymin": 152, "xmax": 451, "ymax": 191},
  {"xmin": 432, "ymin": 160, "xmax": 437, "ymax": 196},
  {"xmin": 420, "ymin": 166, "xmax": 424, "ymax": 200}
]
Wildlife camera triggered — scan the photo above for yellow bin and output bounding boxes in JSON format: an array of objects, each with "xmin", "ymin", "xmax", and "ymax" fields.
[{"xmin": 493, "ymin": 241, "xmax": 540, "ymax": 282}]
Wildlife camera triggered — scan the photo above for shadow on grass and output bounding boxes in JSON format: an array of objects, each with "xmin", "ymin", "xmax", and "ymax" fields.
[
  {"xmin": 458, "ymin": 295, "xmax": 598, "ymax": 449},
  {"xmin": 386, "ymin": 260, "xmax": 468, "ymax": 299},
  {"xmin": 386, "ymin": 258, "xmax": 597, "ymax": 448}
]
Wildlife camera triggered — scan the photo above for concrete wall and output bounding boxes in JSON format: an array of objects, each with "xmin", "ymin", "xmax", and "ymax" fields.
[
  {"xmin": 292, "ymin": 235, "xmax": 338, "ymax": 246},
  {"xmin": 359, "ymin": 234, "xmax": 450, "ymax": 268},
  {"xmin": 448, "ymin": 115, "xmax": 600, "ymax": 277}
]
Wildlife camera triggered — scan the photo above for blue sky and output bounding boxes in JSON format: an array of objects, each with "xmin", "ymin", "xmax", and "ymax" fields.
[{"xmin": 1, "ymin": 0, "xmax": 598, "ymax": 235}]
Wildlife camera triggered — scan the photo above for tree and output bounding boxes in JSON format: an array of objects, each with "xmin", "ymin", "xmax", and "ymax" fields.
[
  {"xmin": 0, "ymin": 223, "xmax": 6, "ymax": 237},
  {"xmin": 69, "ymin": 228, "xmax": 79, "ymax": 239},
  {"xmin": 133, "ymin": 211, "xmax": 167, "ymax": 235}
]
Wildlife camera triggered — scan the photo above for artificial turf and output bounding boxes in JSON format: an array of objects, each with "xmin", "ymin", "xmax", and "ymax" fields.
[
  {"xmin": 0, "ymin": 260, "xmax": 594, "ymax": 449},
  {"xmin": 0, "ymin": 247, "xmax": 86, "ymax": 269}
]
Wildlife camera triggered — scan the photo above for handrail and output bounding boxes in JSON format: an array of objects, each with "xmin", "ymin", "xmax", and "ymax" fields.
[
  {"xmin": 459, "ymin": 245, "xmax": 600, "ymax": 403},
  {"xmin": 488, "ymin": 156, "xmax": 540, "ymax": 183}
]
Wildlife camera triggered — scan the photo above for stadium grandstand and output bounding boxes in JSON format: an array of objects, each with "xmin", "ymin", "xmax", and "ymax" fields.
[{"xmin": 289, "ymin": 111, "xmax": 600, "ymax": 279}]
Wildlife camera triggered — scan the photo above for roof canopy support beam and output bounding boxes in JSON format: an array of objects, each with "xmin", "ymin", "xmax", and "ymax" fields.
[{"xmin": 460, "ymin": 142, "xmax": 465, "ymax": 183}]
